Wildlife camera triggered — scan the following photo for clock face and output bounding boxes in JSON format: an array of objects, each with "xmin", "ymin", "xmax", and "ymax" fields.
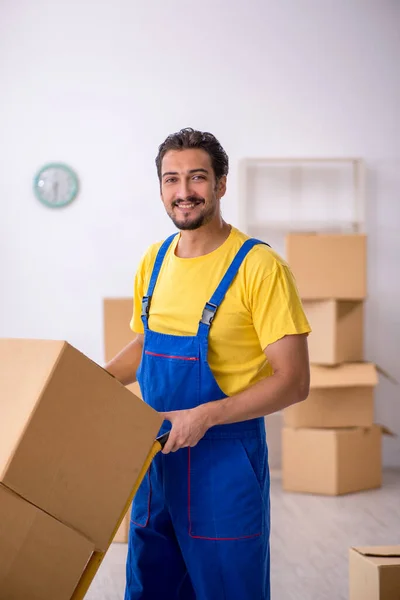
[{"xmin": 33, "ymin": 163, "xmax": 79, "ymax": 208}]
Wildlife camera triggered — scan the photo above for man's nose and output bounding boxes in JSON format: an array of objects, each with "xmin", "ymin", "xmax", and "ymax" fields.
[{"xmin": 176, "ymin": 179, "xmax": 192, "ymax": 199}]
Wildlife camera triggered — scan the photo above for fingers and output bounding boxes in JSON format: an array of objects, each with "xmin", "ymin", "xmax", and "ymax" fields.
[
  {"xmin": 159, "ymin": 409, "xmax": 206, "ymax": 454},
  {"xmin": 162, "ymin": 429, "xmax": 179, "ymax": 454},
  {"xmin": 162, "ymin": 430, "xmax": 201, "ymax": 454}
]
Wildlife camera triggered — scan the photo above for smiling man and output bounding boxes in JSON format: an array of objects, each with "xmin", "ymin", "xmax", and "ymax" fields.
[{"xmin": 105, "ymin": 128, "xmax": 311, "ymax": 600}]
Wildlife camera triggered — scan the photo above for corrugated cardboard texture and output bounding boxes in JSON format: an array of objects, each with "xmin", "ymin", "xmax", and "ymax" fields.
[
  {"xmin": 103, "ymin": 298, "xmax": 135, "ymax": 361},
  {"xmin": 285, "ymin": 233, "xmax": 367, "ymax": 299},
  {"xmin": 0, "ymin": 339, "xmax": 163, "ymax": 551},
  {"xmin": 284, "ymin": 387, "xmax": 374, "ymax": 428},
  {"xmin": 103, "ymin": 298, "xmax": 139, "ymax": 402},
  {"xmin": 284, "ymin": 363, "xmax": 377, "ymax": 429},
  {"xmin": 0, "ymin": 339, "xmax": 65, "ymax": 479},
  {"xmin": 310, "ymin": 362, "xmax": 378, "ymax": 388},
  {"xmin": 336, "ymin": 426, "xmax": 381, "ymax": 495},
  {"xmin": 355, "ymin": 546, "xmax": 400, "ymax": 560},
  {"xmin": 282, "ymin": 426, "xmax": 381, "ymax": 495},
  {"xmin": 304, "ymin": 300, "xmax": 364, "ymax": 365},
  {"xmin": 265, "ymin": 411, "xmax": 283, "ymax": 470},
  {"xmin": 349, "ymin": 548, "xmax": 380, "ymax": 600},
  {"xmin": 0, "ymin": 485, "xmax": 94, "ymax": 600},
  {"xmin": 349, "ymin": 546, "xmax": 400, "ymax": 600}
]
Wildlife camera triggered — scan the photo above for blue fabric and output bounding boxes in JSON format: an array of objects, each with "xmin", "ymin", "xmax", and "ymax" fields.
[{"xmin": 125, "ymin": 235, "xmax": 271, "ymax": 600}]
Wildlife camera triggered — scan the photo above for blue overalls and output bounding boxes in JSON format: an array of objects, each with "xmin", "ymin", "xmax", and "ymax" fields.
[{"xmin": 125, "ymin": 235, "xmax": 271, "ymax": 600}]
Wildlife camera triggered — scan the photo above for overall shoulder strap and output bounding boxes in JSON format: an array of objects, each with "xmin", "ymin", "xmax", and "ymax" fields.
[
  {"xmin": 141, "ymin": 233, "xmax": 178, "ymax": 327},
  {"xmin": 198, "ymin": 238, "xmax": 270, "ymax": 335}
]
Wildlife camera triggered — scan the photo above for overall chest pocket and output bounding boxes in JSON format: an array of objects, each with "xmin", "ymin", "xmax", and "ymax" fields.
[
  {"xmin": 188, "ymin": 436, "xmax": 268, "ymax": 540},
  {"xmin": 138, "ymin": 350, "xmax": 201, "ymax": 413}
]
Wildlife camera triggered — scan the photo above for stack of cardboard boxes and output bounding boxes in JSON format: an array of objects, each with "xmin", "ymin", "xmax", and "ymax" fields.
[
  {"xmin": 282, "ymin": 233, "xmax": 384, "ymax": 495},
  {"xmin": 0, "ymin": 338, "xmax": 162, "ymax": 598}
]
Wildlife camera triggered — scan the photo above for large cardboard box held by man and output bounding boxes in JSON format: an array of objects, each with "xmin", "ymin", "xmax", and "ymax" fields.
[
  {"xmin": 285, "ymin": 233, "xmax": 367, "ymax": 300},
  {"xmin": 282, "ymin": 425, "xmax": 382, "ymax": 495},
  {"xmin": 0, "ymin": 338, "xmax": 162, "ymax": 553},
  {"xmin": 349, "ymin": 546, "xmax": 400, "ymax": 600},
  {"xmin": 303, "ymin": 299, "xmax": 364, "ymax": 365},
  {"xmin": 0, "ymin": 485, "xmax": 94, "ymax": 600},
  {"xmin": 283, "ymin": 363, "xmax": 377, "ymax": 429}
]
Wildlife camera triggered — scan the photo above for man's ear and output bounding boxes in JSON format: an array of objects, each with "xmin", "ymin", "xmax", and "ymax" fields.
[{"xmin": 216, "ymin": 175, "xmax": 227, "ymax": 199}]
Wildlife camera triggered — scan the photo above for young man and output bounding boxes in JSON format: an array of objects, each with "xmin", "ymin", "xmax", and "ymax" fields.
[{"xmin": 106, "ymin": 128, "xmax": 311, "ymax": 600}]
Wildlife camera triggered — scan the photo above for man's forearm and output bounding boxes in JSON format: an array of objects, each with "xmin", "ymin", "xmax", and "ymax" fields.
[
  {"xmin": 104, "ymin": 337, "xmax": 143, "ymax": 386},
  {"xmin": 204, "ymin": 372, "xmax": 309, "ymax": 428}
]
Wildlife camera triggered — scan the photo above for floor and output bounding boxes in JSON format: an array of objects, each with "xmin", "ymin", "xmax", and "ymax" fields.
[{"xmin": 86, "ymin": 469, "xmax": 400, "ymax": 600}]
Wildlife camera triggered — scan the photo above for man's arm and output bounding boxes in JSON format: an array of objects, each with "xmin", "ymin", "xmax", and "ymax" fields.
[
  {"xmin": 207, "ymin": 332, "xmax": 310, "ymax": 425},
  {"xmin": 162, "ymin": 333, "xmax": 310, "ymax": 453},
  {"xmin": 104, "ymin": 334, "xmax": 144, "ymax": 386}
]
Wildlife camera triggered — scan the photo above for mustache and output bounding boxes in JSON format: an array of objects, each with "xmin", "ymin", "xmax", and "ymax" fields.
[{"xmin": 172, "ymin": 197, "xmax": 205, "ymax": 207}]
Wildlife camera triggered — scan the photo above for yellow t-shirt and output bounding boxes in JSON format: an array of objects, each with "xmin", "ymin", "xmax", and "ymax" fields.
[{"xmin": 130, "ymin": 227, "xmax": 311, "ymax": 396}]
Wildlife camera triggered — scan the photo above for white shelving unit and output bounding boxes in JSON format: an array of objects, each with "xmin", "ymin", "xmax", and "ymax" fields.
[
  {"xmin": 238, "ymin": 157, "xmax": 366, "ymax": 257},
  {"xmin": 238, "ymin": 158, "xmax": 366, "ymax": 469}
]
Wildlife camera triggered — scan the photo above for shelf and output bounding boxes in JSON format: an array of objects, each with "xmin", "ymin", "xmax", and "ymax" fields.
[
  {"xmin": 241, "ymin": 157, "xmax": 363, "ymax": 166},
  {"xmin": 247, "ymin": 220, "xmax": 361, "ymax": 234},
  {"xmin": 238, "ymin": 156, "xmax": 366, "ymax": 236}
]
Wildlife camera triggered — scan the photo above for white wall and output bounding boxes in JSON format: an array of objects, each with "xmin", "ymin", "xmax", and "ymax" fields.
[{"xmin": 1, "ymin": 0, "xmax": 399, "ymax": 466}]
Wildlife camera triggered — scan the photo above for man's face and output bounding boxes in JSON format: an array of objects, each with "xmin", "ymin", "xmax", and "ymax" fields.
[{"xmin": 160, "ymin": 148, "xmax": 226, "ymax": 231}]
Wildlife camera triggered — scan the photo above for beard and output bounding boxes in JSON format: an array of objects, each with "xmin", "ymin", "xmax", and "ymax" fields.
[{"xmin": 168, "ymin": 196, "xmax": 217, "ymax": 231}]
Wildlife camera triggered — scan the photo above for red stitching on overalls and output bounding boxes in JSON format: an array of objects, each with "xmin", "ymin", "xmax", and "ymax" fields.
[
  {"xmin": 187, "ymin": 448, "xmax": 261, "ymax": 541},
  {"xmin": 131, "ymin": 468, "xmax": 151, "ymax": 528},
  {"xmin": 145, "ymin": 351, "xmax": 198, "ymax": 361}
]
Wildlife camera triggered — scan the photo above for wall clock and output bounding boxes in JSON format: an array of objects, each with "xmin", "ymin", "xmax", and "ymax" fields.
[{"xmin": 33, "ymin": 163, "xmax": 79, "ymax": 208}]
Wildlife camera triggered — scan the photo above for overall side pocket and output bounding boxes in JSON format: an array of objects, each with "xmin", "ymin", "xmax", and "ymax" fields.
[{"xmin": 188, "ymin": 437, "xmax": 265, "ymax": 540}]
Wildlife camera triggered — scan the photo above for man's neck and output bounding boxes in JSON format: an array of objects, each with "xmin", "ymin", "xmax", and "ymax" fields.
[{"xmin": 175, "ymin": 220, "xmax": 232, "ymax": 258}]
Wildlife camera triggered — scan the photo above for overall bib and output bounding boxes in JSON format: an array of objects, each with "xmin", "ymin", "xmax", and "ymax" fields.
[{"xmin": 125, "ymin": 235, "xmax": 271, "ymax": 600}]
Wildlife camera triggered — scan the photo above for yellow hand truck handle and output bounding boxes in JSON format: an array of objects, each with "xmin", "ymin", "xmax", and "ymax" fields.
[{"xmin": 70, "ymin": 432, "xmax": 170, "ymax": 600}]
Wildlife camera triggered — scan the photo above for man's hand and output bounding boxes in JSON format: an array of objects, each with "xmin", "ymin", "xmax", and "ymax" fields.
[{"xmin": 161, "ymin": 405, "xmax": 211, "ymax": 454}]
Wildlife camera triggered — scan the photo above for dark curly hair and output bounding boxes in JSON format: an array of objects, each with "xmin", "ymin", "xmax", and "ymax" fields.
[{"xmin": 155, "ymin": 127, "xmax": 229, "ymax": 182}]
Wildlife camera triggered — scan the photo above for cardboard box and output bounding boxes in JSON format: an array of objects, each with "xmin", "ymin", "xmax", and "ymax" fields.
[
  {"xmin": 0, "ymin": 484, "xmax": 94, "ymax": 600},
  {"xmin": 283, "ymin": 363, "xmax": 377, "ymax": 429},
  {"xmin": 349, "ymin": 546, "xmax": 400, "ymax": 599},
  {"xmin": 0, "ymin": 338, "xmax": 162, "ymax": 551},
  {"xmin": 104, "ymin": 298, "xmax": 140, "ymax": 542},
  {"xmin": 282, "ymin": 425, "xmax": 381, "ymax": 495},
  {"xmin": 265, "ymin": 411, "xmax": 283, "ymax": 470},
  {"xmin": 304, "ymin": 299, "xmax": 364, "ymax": 365},
  {"xmin": 104, "ymin": 297, "xmax": 135, "ymax": 365},
  {"xmin": 285, "ymin": 233, "xmax": 367, "ymax": 299}
]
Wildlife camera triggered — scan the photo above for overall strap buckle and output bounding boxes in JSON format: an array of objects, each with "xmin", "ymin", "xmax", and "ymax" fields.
[
  {"xmin": 141, "ymin": 296, "xmax": 151, "ymax": 317},
  {"xmin": 200, "ymin": 302, "xmax": 218, "ymax": 326}
]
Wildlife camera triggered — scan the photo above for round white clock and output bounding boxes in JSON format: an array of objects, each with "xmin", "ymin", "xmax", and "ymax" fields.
[{"xmin": 33, "ymin": 163, "xmax": 79, "ymax": 208}]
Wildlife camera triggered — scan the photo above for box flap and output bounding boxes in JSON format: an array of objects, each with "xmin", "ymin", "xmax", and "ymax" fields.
[
  {"xmin": 376, "ymin": 365, "xmax": 399, "ymax": 385},
  {"xmin": 379, "ymin": 425, "xmax": 396, "ymax": 437},
  {"xmin": 310, "ymin": 363, "xmax": 378, "ymax": 389},
  {"xmin": 0, "ymin": 484, "xmax": 94, "ymax": 600},
  {"xmin": 0, "ymin": 339, "xmax": 65, "ymax": 480},
  {"xmin": 353, "ymin": 546, "xmax": 400, "ymax": 558}
]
